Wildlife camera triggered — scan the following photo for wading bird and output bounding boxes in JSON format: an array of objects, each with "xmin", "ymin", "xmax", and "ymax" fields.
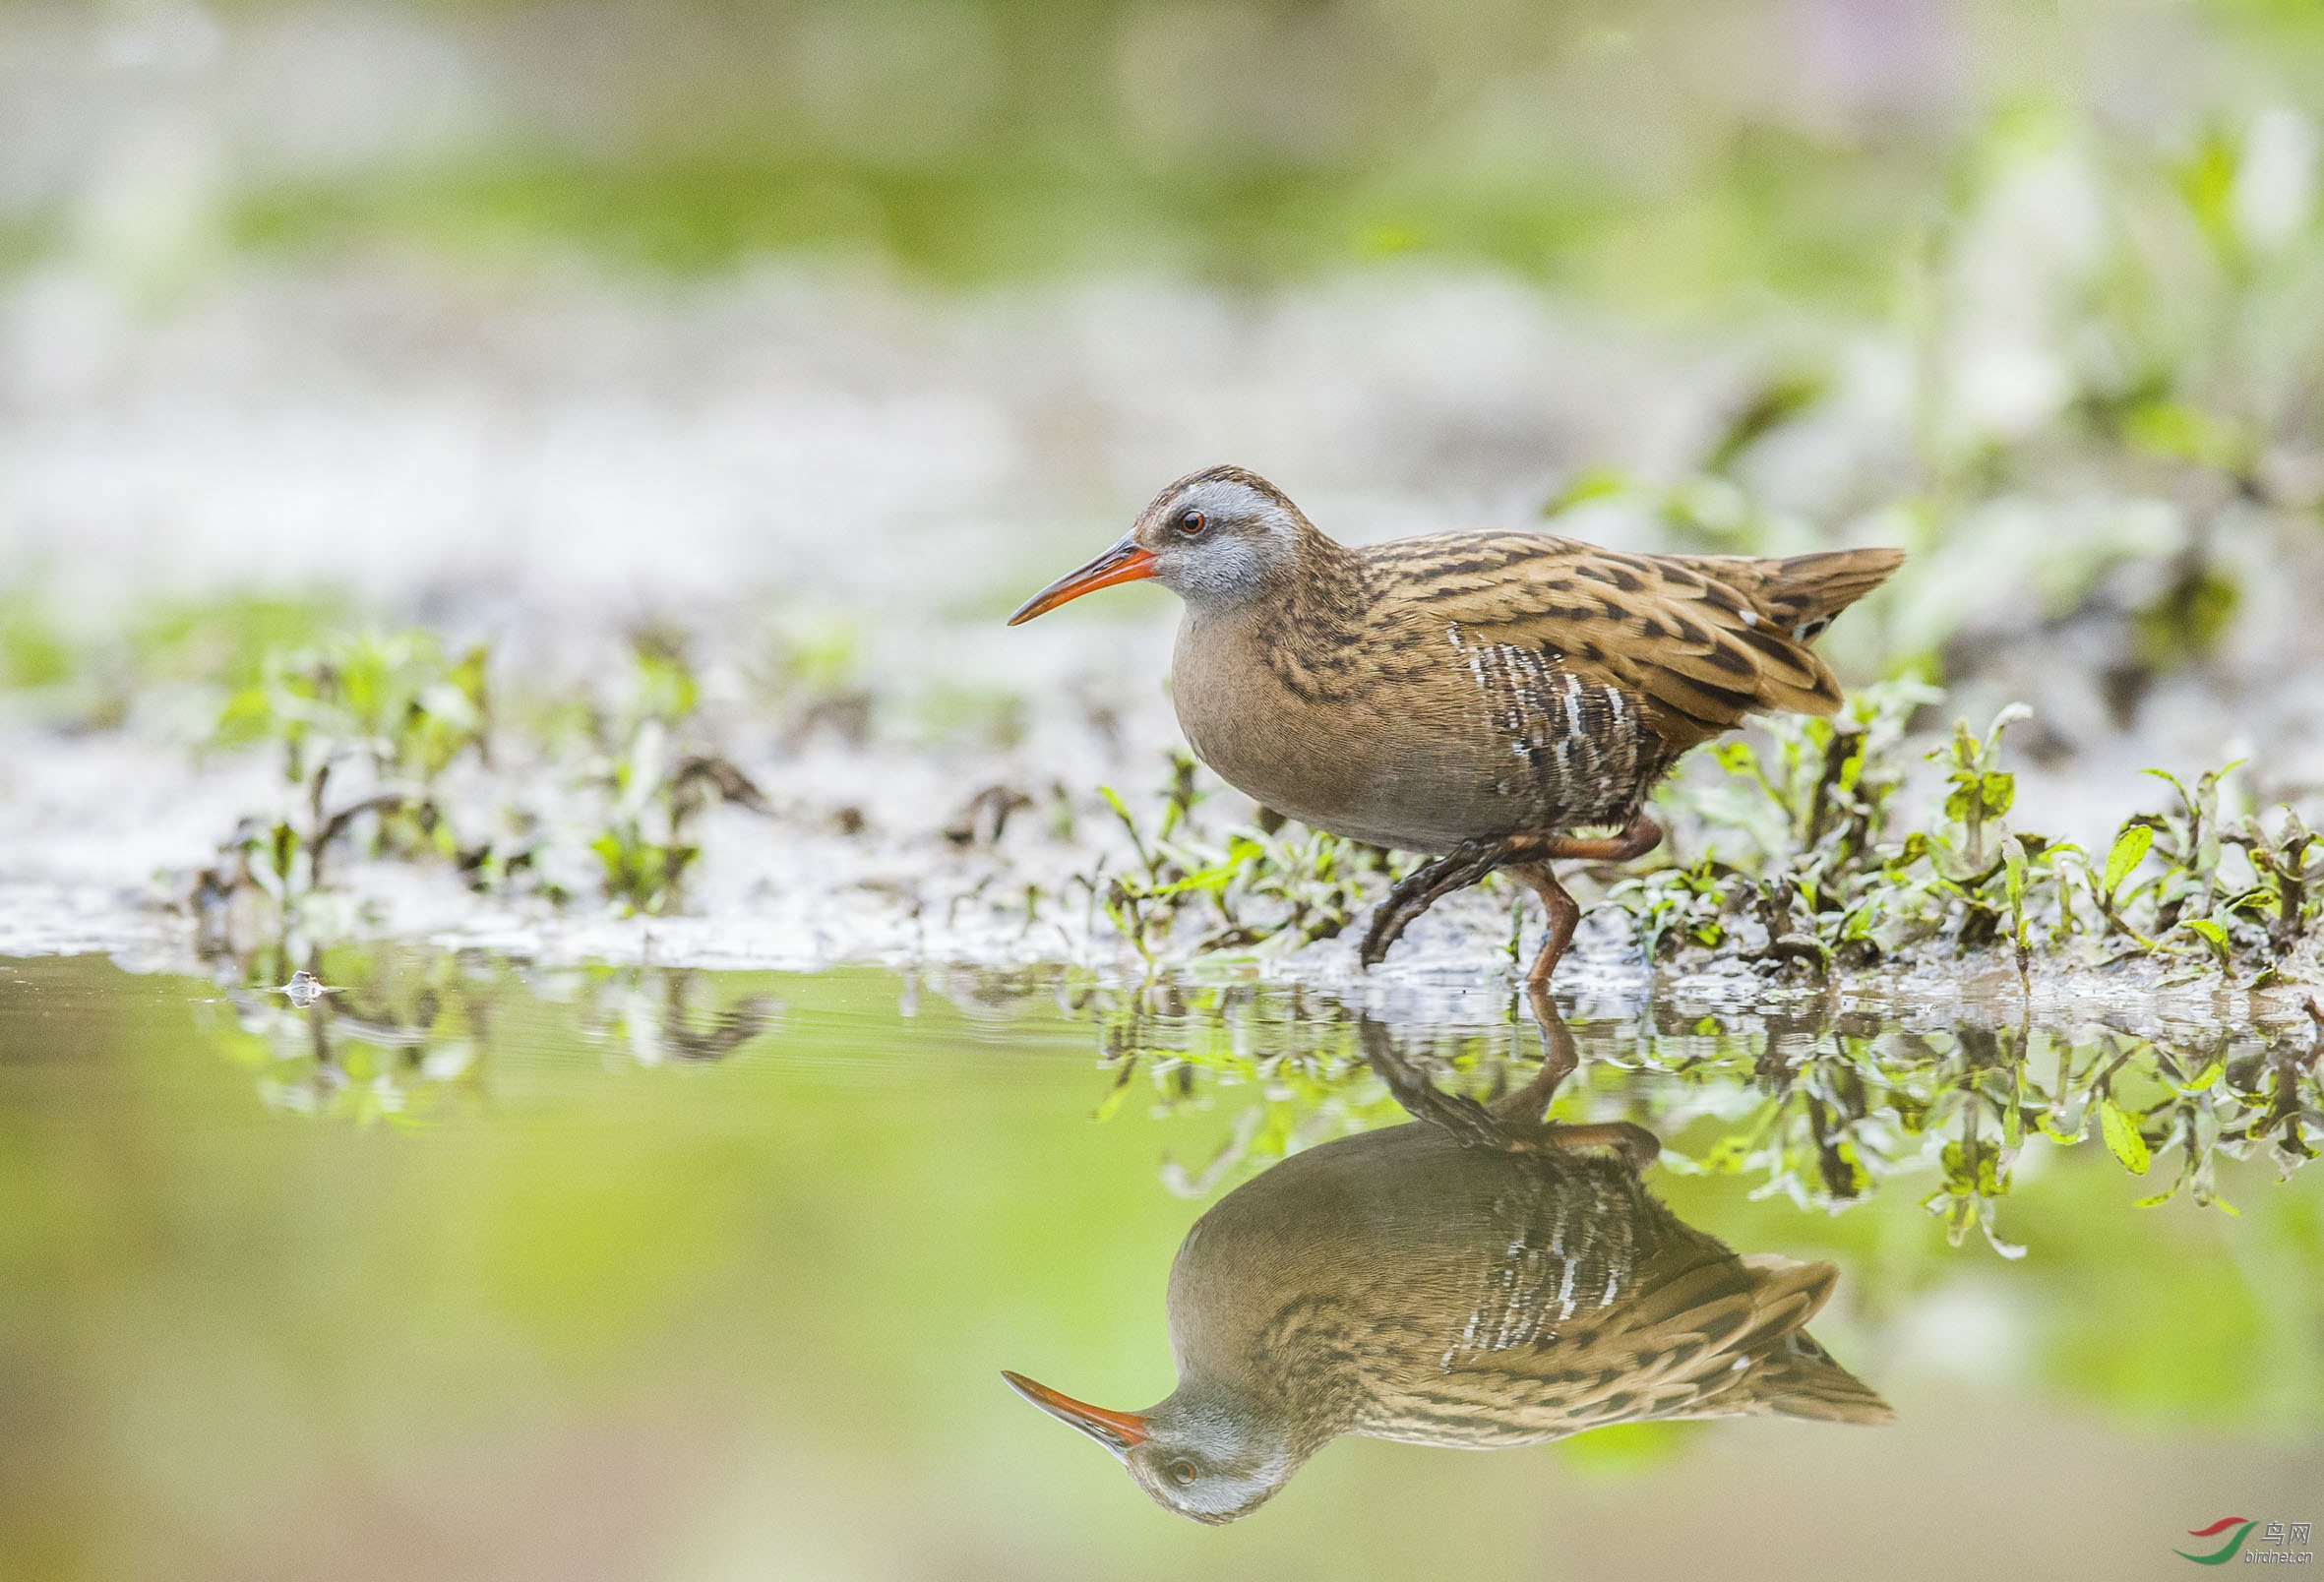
[
  {"xmin": 1003, "ymin": 1016, "xmax": 1889, "ymax": 1523},
  {"xmin": 1009, "ymin": 466, "xmax": 1901, "ymax": 983}
]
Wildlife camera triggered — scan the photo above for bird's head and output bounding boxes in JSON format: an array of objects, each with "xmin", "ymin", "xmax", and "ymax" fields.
[
  {"xmin": 1006, "ymin": 465, "xmax": 1311, "ymax": 625},
  {"xmin": 1001, "ymin": 1369, "xmax": 1302, "ymax": 1524}
]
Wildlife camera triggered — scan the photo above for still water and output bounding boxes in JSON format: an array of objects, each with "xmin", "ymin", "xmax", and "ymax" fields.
[{"xmin": 1, "ymin": 949, "xmax": 2318, "ymax": 1580}]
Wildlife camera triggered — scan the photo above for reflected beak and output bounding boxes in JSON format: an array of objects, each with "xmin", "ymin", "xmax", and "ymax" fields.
[
  {"xmin": 1001, "ymin": 1370, "xmax": 1151, "ymax": 1455},
  {"xmin": 1006, "ymin": 538, "xmax": 1158, "ymax": 625}
]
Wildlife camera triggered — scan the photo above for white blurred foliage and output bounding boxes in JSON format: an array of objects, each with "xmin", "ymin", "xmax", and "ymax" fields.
[
  {"xmin": 97, "ymin": 0, "xmax": 220, "ymax": 74},
  {"xmin": 1891, "ymin": 1278, "xmax": 2033, "ymax": 1384},
  {"xmin": 71, "ymin": 108, "xmax": 224, "ymax": 289},
  {"xmin": 1938, "ymin": 136, "xmax": 2112, "ymax": 449},
  {"xmin": 224, "ymin": 3, "xmax": 492, "ymax": 180},
  {"xmin": 1891, "ymin": 493, "xmax": 2184, "ymax": 661},
  {"xmin": 2233, "ymin": 104, "xmax": 2320, "ymax": 252}
]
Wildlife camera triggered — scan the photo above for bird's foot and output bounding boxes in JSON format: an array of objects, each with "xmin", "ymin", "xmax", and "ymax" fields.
[
  {"xmin": 1364, "ymin": 1016, "xmax": 1662, "ymax": 1168},
  {"xmin": 1503, "ymin": 1120, "xmax": 1662, "ymax": 1170},
  {"xmin": 1357, "ymin": 836, "xmax": 1522, "ymax": 969},
  {"xmin": 1356, "ymin": 1020, "xmax": 1506, "ymax": 1148},
  {"xmin": 1523, "ymin": 812, "xmax": 1665, "ymax": 867},
  {"xmin": 1357, "ymin": 815, "xmax": 1665, "ymax": 978},
  {"xmin": 1489, "ymin": 992, "xmax": 1579, "ymax": 1124}
]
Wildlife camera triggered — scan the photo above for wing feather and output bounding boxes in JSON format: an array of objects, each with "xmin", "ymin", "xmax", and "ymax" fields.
[
  {"xmin": 1369, "ymin": 533, "xmax": 1894, "ymax": 748},
  {"xmin": 1469, "ymin": 1244, "xmax": 1881, "ymax": 1427}
]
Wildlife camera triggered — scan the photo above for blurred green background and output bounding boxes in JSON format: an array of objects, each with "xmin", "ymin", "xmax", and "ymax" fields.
[
  {"xmin": 8, "ymin": 0, "xmax": 2324, "ymax": 758},
  {"xmin": 9, "ymin": 0, "xmax": 2316, "ymax": 299}
]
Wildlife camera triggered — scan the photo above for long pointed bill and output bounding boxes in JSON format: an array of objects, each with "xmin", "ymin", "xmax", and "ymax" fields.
[
  {"xmin": 1006, "ymin": 539, "xmax": 1157, "ymax": 626},
  {"xmin": 1001, "ymin": 1370, "xmax": 1151, "ymax": 1455}
]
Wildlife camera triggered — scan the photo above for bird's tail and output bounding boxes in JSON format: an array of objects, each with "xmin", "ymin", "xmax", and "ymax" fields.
[
  {"xmin": 1731, "ymin": 1254, "xmax": 1894, "ymax": 1426},
  {"xmin": 1667, "ymin": 547, "xmax": 1906, "ymax": 644}
]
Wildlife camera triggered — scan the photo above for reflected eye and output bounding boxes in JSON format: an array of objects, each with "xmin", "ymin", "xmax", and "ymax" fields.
[
  {"xmin": 1177, "ymin": 510, "xmax": 1207, "ymax": 537},
  {"xmin": 1168, "ymin": 1460, "xmax": 1198, "ymax": 1486}
]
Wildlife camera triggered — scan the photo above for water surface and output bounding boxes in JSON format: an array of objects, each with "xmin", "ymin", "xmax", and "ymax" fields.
[{"xmin": 1, "ymin": 949, "xmax": 2317, "ymax": 1580}]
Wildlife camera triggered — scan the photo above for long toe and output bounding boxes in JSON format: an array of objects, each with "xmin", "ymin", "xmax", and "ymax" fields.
[{"xmin": 1360, "ymin": 840, "xmax": 1516, "ymax": 968}]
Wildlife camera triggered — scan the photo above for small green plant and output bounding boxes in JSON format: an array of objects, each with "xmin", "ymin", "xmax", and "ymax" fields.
[
  {"xmin": 191, "ymin": 631, "xmax": 492, "ymax": 944},
  {"xmin": 587, "ymin": 633, "xmax": 767, "ymax": 915},
  {"xmin": 1083, "ymin": 752, "xmax": 1406, "ymax": 968},
  {"xmin": 218, "ymin": 629, "xmax": 490, "ymax": 790},
  {"xmin": 2226, "ymin": 810, "xmax": 2323, "ymax": 967},
  {"xmin": 1609, "ymin": 678, "xmax": 1947, "ymax": 969}
]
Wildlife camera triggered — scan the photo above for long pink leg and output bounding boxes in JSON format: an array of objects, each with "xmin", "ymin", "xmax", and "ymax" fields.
[{"xmin": 1504, "ymin": 814, "xmax": 1665, "ymax": 987}]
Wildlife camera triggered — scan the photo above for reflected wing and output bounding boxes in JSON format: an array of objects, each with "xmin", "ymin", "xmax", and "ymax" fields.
[
  {"xmin": 1421, "ymin": 1236, "xmax": 1889, "ymax": 1432},
  {"xmin": 1526, "ymin": 1247, "xmax": 1892, "ymax": 1427}
]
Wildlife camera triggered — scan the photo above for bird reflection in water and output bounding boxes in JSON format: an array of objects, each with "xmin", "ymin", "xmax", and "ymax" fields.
[{"xmin": 1006, "ymin": 1007, "xmax": 1891, "ymax": 1523}]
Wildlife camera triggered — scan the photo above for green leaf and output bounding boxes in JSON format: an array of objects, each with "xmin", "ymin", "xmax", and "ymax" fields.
[
  {"xmin": 2121, "ymin": 399, "xmax": 2248, "ymax": 469},
  {"xmin": 1542, "ymin": 465, "xmax": 1629, "ymax": 516},
  {"xmin": 216, "ymin": 685, "xmax": 274, "ymax": 734},
  {"xmin": 2102, "ymin": 824, "xmax": 2153, "ymax": 895},
  {"xmin": 2099, "ymin": 1100, "xmax": 2152, "ymax": 1176},
  {"xmin": 2177, "ymin": 1061, "xmax": 2226, "ymax": 1094},
  {"xmin": 1980, "ymin": 771, "xmax": 2015, "ymax": 819}
]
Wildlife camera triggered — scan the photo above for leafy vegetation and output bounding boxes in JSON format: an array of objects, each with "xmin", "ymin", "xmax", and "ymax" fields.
[
  {"xmin": 181, "ymin": 624, "xmax": 772, "ymax": 946},
  {"xmin": 189, "ymin": 630, "xmax": 491, "ymax": 946},
  {"xmin": 1054, "ymin": 966, "xmax": 2324, "ymax": 1253},
  {"xmin": 1081, "ymin": 752, "xmax": 1416, "ymax": 968},
  {"xmin": 1060, "ymin": 677, "xmax": 2324, "ymax": 989},
  {"xmin": 1611, "ymin": 683, "xmax": 2324, "ymax": 987},
  {"xmin": 584, "ymin": 632, "xmax": 769, "ymax": 916},
  {"xmin": 145, "ymin": 594, "xmax": 2322, "ymax": 996}
]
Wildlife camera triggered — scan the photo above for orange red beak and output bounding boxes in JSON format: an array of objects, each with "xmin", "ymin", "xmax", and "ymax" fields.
[
  {"xmin": 1006, "ymin": 539, "xmax": 1158, "ymax": 625},
  {"xmin": 1001, "ymin": 1370, "xmax": 1151, "ymax": 1454}
]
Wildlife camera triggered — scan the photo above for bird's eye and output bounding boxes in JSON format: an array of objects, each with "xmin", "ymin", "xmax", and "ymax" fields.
[
  {"xmin": 1177, "ymin": 510, "xmax": 1206, "ymax": 537},
  {"xmin": 1168, "ymin": 1460, "xmax": 1198, "ymax": 1486}
]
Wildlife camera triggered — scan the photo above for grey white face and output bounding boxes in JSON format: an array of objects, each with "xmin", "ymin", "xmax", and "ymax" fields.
[
  {"xmin": 1118, "ymin": 1402, "xmax": 1297, "ymax": 1524},
  {"xmin": 1004, "ymin": 465, "xmax": 1310, "ymax": 629},
  {"xmin": 1131, "ymin": 475, "xmax": 1304, "ymax": 613}
]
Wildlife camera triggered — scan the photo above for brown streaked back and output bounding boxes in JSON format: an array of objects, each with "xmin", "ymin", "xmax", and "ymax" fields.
[{"xmin": 1362, "ymin": 534, "xmax": 1905, "ymax": 751}]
